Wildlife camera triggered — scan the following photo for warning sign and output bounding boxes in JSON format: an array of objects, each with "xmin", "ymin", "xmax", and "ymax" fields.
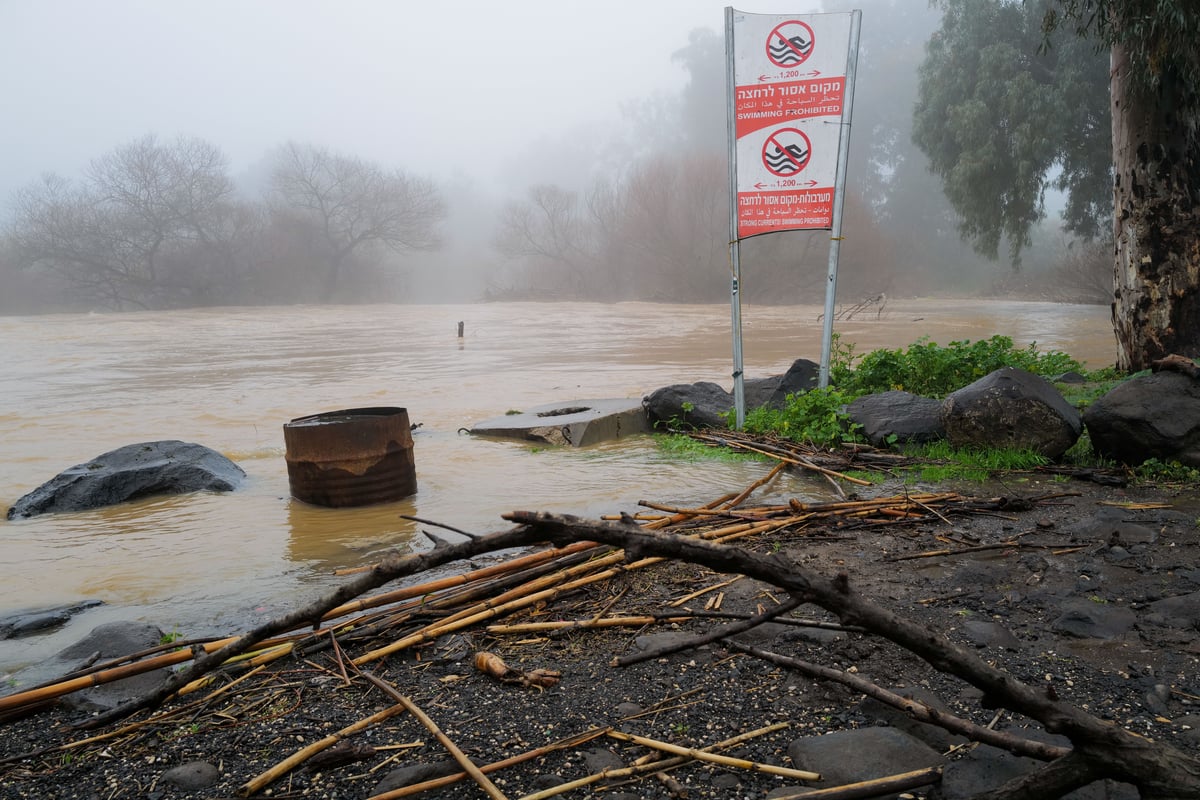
[
  {"xmin": 734, "ymin": 78, "xmax": 847, "ymax": 138},
  {"xmin": 729, "ymin": 10, "xmax": 854, "ymax": 237}
]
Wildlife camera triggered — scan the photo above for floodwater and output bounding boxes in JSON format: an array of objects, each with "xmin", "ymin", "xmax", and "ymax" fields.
[{"xmin": 0, "ymin": 299, "xmax": 1114, "ymax": 673}]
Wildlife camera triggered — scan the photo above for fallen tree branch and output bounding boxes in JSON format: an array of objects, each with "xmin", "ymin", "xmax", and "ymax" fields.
[
  {"xmin": 501, "ymin": 510, "xmax": 1200, "ymax": 799},
  {"xmin": 726, "ymin": 641, "xmax": 1069, "ymax": 761},
  {"xmin": 614, "ymin": 593, "xmax": 806, "ymax": 667}
]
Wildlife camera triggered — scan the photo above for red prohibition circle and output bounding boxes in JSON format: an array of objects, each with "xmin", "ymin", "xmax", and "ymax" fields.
[
  {"xmin": 761, "ymin": 128, "xmax": 812, "ymax": 177},
  {"xmin": 766, "ymin": 20, "xmax": 815, "ymax": 68}
]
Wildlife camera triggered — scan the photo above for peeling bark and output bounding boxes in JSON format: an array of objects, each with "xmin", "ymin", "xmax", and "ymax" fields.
[{"xmin": 1111, "ymin": 41, "xmax": 1200, "ymax": 371}]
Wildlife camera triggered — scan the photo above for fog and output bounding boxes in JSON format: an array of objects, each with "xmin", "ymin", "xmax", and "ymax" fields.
[
  {"xmin": 0, "ymin": 1, "xmax": 784, "ymax": 198},
  {"xmin": 0, "ymin": 1, "xmax": 1105, "ymax": 310}
]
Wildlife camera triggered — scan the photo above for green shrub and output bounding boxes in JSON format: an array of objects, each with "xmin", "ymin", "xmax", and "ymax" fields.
[
  {"xmin": 654, "ymin": 434, "xmax": 762, "ymax": 462},
  {"xmin": 742, "ymin": 387, "xmax": 864, "ymax": 447},
  {"xmin": 902, "ymin": 440, "xmax": 1049, "ymax": 482},
  {"xmin": 1135, "ymin": 458, "xmax": 1200, "ymax": 483},
  {"xmin": 836, "ymin": 335, "xmax": 1083, "ymax": 399}
]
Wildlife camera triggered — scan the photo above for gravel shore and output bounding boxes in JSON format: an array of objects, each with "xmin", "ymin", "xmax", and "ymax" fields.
[{"xmin": 1, "ymin": 475, "xmax": 1198, "ymax": 799}]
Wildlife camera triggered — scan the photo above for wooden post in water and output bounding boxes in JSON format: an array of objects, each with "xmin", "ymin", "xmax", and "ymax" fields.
[{"xmin": 457, "ymin": 321, "xmax": 464, "ymax": 338}]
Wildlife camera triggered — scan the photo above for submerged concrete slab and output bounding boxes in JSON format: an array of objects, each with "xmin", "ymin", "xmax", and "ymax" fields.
[{"xmin": 469, "ymin": 398, "xmax": 652, "ymax": 447}]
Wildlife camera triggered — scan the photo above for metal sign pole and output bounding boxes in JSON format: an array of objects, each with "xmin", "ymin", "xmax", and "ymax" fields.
[
  {"xmin": 725, "ymin": 6, "xmax": 746, "ymax": 428},
  {"xmin": 818, "ymin": 9, "xmax": 862, "ymax": 388}
]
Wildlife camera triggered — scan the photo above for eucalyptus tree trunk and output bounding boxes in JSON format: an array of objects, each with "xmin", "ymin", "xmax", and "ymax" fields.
[{"xmin": 1110, "ymin": 42, "xmax": 1200, "ymax": 371}]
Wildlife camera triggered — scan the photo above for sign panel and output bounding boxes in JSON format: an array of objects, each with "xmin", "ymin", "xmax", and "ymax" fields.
[{"xmin": 730, "ymin": 10, "xmax": 854, "ymax": 236}]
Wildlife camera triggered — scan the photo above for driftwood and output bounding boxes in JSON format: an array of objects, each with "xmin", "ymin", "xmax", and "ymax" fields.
[{"xmin": 502, "ymin": 510, "xmax": 1200, "ymax": 800}]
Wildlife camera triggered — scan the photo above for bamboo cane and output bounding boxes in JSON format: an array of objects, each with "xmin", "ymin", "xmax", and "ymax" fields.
[
  {"xmin": 365, "ymin": 726, "xmax": 610, "ymax": 800},
  {"xmin": 766, "ymin": 766, "xmax": 943, "ymax": 800},
  {"xmin": 0, "ymin": 637, "xmax": 240, "ymax": 715},
  {"xmin": 5, "ymin": 543, "xmax": 607, "ymax": 717},
  {"xmin": 606, "ymin": 730, "xmax": 821, "ymax": 781},
  {"xmin": 486, "ymin": 615, "xmax": 692, "ymax": 635},
  {"xmin": 636, "ymin": 501, "xmax": 781, "ymax": 519},
  {"xmin": 237, "ymin": 701, "xmax": 408, "ymax": 796},
  {"xmin": 790, "ymin": 493, "xmax": 957, "ymax": 513},
  {"xmin": 320, "ymin": 544, "xmax": 612, "ymax": 650},
  {"xmin": 670, "ymin": 575, "xmax": 744, "ymax": 607},
  {"xmin": 323, "ymin": 540, "xmax": 602, "ymax": 619},
  {"xmin": 516, "ymin": 721, "xmax": 791, "ymax": 800},
  {"xmin": 355, "ymin": 515, "xmax": 789, "ymax": 666},
  {"xmin": 31, "ymin": 662, "xmax": 277, "ymax": 761},
  {"xmin": 720, "ymin": 460, "xmax": 788, "ymax": 508},
  {"xmin": 361, "ymin": 673, "xmax": 509, "ymax": 800},
  {"xmin": 640, "ymin": 487, "xmax": 746, "ymax": 529},
  {"xmin": 353, "ymin": 554, "xmax": 660, "ymax": 665},
  {"xmin": 714, "ymin": 439, "xmax": 873, "ymax": 486}
]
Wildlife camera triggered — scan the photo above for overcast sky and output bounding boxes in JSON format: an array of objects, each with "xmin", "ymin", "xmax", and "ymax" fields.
[{"xmin": 0, "ymin": 0, "xmax": 827, "ymax": 205}]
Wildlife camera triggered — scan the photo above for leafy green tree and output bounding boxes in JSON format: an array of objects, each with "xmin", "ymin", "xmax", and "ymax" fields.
[
  {"xmin": 916, "ymin": 0, "xmax": 1200, "ymax": 370},
  {"xmin": 914, "ymin": 0, "xmax": 1111, "ymax": 264},
  {"xmin": 1046, "ymin": 0, "xmax": 1200, "ymax": 371}
]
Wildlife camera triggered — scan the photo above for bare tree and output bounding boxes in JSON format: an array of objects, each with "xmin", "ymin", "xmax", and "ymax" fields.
[
  {"xmin": 494, "ymin": 184, "xmax": 601, "ymax": 298},
  {"xmin": 6, "ymin": 135, "xmax": 254, "ymax": 309},
  {"xmin": 619, "ymin": 153, "xmax": 729, "ymax": 301},
  {"xmin": 269, "ymin": 142, "xmax": 446, "ymax": 301}
]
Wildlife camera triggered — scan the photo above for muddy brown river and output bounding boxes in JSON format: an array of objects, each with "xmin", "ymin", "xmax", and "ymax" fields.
[{"xmin": 0, "ymin": 299, "xmax": 1114, "ymax": 672}]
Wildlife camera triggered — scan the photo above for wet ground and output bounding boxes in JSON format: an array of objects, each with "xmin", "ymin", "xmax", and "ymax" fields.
[{"xmin": 0, "ymin": 474, "xmax": 1197, "ymax": 799}]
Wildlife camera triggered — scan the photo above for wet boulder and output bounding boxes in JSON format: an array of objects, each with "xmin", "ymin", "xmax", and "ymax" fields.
[
  {"xmin": 846, "ymin": 390, "xmax": 945, "ymax": 447},
  {"xmin": 940, "ymin": 368, "xmax": 1081, "ymax": 459},
  {"xmin": 7, "ymin": 440, "xmax": 245, "ymax": 519},
  {"xmin": 0, "ymin": 600, "xmax": 104, "ymax": 639},
  {"xmin": 1083, "ymin": 371, "xmax": 1200, "ymax": 467},
  {"xmin": 744, "ymin": 358, "xmax": 819, "ymax": 409},
  {"xmin": 643, "ymin": 381, "xmax": 733, "ymax": 430},
  {"xmin": 644, "ymin": 359, "xmax": 820, "ymax": 431},
  {"xmin": 8, "ymin": 620, "xmax": 170, "ymax": 711},
  {"xmin": 788, "ymin": 727, "xmax": 944, "ymax": 787}
]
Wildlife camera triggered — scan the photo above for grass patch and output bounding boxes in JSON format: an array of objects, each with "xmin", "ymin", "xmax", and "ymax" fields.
[
  {"xmin": 1055, "ymin": 369, "xmax": 1132, "ymax": 411},
  {"xmin": 654, "ymin": 434, "xmax": 764, "ymax": 462},
  {"xmin": 899, "ymin": 441, "xmax": 1049, "ymax": 484}
]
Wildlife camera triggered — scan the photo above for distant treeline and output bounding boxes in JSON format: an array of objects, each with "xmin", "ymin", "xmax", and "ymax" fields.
[
  {"xmin": 0, "ymin": 137, "xmax": 445, "ymax": 312},
  {"xmin": 0, "ymin": 0, "xmax": 1116, "ymax": 313}
]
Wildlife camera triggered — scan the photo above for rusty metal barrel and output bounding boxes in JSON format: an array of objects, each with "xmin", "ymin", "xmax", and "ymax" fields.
[{"xmin": 283, "ymin": 407, "xmax": 416, "ymax": 507}]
